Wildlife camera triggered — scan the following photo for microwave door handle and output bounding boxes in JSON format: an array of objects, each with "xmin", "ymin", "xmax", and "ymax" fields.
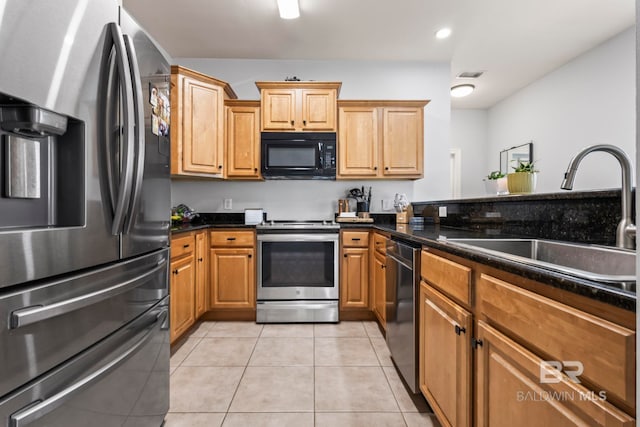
[
  {"xmin": 122, "ymin": 34, "xmax": 145, "ymax": 234},
  {"xmin": 318, "ymin": 142, "xmax": 323, "ymax": 169},
  {"xmin": 107, "ymin": 23, "xmax": 135, "ymax": 236}
]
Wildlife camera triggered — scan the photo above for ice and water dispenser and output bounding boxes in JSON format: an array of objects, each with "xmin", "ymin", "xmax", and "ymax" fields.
[{"xmin": 1, "ymin": 98, "xmax": 84, "ymax": 230}]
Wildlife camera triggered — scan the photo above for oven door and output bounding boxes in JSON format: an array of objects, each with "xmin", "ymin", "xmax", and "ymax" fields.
[{"xmin": 257, "ymin": 233, "xmax": 339, "ymax": 300}]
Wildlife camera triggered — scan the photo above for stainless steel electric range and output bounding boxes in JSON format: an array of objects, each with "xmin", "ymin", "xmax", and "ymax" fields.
[{"xmin": 256, "ymin": 220, "xmax": 340, "ymax": 323}]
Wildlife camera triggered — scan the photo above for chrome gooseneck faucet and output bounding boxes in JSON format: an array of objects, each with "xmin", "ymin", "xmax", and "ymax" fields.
[{"xmin": 561, "ymin": 144, "xmax": 636, "ymax": 249}]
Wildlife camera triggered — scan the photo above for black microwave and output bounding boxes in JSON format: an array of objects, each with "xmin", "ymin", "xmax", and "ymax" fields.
[{"xmin": 261, "ymin": 132, "xmax": 336, "ymax": 180}]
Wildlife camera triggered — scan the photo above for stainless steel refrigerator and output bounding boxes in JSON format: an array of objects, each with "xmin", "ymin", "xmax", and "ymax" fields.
[{"xmin": 0, "ymin": 1, "xmax": 172, "ymax": 425}]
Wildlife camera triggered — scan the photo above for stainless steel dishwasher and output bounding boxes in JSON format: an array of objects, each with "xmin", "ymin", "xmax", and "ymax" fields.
[{"xmin": 386, "ymin": 237, "xmax": 421, "ymax": 393}]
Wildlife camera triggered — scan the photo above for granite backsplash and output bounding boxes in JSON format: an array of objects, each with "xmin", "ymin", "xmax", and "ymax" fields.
[{"xmin": 412, "ymin": 189, "xmax": 635, "ymax": 246}]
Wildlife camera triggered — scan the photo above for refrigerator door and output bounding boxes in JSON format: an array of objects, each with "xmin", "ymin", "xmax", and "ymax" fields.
[
  {"xmin": 0, "ymin": 298, "xmax": 169, "ymax": 427},
  {"xmin": 0, "ymin": 0, "xmax": 121, "ymax": 288},
  {"xmin": 119, "ymin": 10, "xmax": 171, "ymax": 259},
  {"xmin": 0, "ymin": 248, "xmax": 168, "ymax": 398}
]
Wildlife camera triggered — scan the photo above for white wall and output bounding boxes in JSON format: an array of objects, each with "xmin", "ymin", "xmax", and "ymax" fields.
[
  {"xmin": 171, "ymin": 59, "xmax": 451, "ymax": 219},
  {"xmin": 450, "ymin": 109, "xmax": 489, "ymax": 198},
  {"xmin": 487, "ymin": 27, "xmax": 636, "ymax": 194}
]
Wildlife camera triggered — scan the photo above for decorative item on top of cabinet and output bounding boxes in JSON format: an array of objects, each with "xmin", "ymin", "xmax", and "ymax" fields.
[
  {"xmin": 337, "ymin": 100, "xmax": 428, "ymax": 180},
  {"xmin": 225, "ymin": 100, "xmax": 261, "ymax": 179},
  {"xmin": 339, "ymin": 230, "xmax": 373, "ymax": 320},
  {"xmin": 170, "ymin": 65, "xmax": 237, "ymax": 178},
  {"xmin": 256, "ymin": 81, "xmax": 341, "ymax": 132},
  {"xmin": 208, "ymin": 230, "xmax": 256, "ymax": 320}
]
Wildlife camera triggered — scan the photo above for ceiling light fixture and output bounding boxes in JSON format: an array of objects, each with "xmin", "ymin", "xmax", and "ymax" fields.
[
  {"xmin": 451, "ymin": 84, "xmax": 475, "ymax": 98},
  {"xmin": 435, "ymin": 28, "xmax": 452, "ymax": 39},
  {"xmin": 277, "ymin": 0, "xmax": 300, "ymax": 19}
]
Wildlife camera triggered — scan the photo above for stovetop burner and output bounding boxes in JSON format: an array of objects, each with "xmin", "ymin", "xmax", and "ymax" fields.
[{"xmin": 256, "ymin": 219, "xmax": 339, "ymax": 231}]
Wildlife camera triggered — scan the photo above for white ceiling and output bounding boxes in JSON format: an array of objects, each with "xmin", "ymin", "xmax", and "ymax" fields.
[{"xmin": 123, "ymin": 0, "xmax": 635, "ymax": 109}]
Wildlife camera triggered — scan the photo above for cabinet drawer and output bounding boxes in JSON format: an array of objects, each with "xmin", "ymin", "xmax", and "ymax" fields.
[
  {"xmin": 210, "ymin": 230, "xmax": 255, "ymax": 247},
  {"xmin": 477, "ymin": 274, "xmax": 635, "ymax": 411},
  {"xmin": 421, "ymin": 250, "xmax": 471, "ymax": 305},
  {"xmin": 171, "ymin": 233, "xmax": 195, "ymax": 259},
  {"xmin": 373, "ymin": 233, "xmax": 387, "ymax": 254},
  {"xmin": 341, "ymin": 231, "xmax": 369, "ymax": 247}
]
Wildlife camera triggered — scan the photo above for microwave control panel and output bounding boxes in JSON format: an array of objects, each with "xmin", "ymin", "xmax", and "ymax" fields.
[{"xmin": 324, "ymin": 145, "xmax": 336, "ymax": 169}]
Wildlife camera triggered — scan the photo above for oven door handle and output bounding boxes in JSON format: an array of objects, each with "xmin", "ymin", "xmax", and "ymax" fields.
[
  {"xmin": 257, "ymin": 233, "xmax": 339, "ymax": 242},
  {"xmin": 9, "ymin": 310, "xmax": 167, "ymax": 427}
]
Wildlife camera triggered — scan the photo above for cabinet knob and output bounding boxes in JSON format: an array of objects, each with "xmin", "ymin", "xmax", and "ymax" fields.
[
  {"xmin": 385, "ymin": 167, "xmax": 389, "ymax": 170},
  {"xmin": 198, "ymin": 257, "xmax": 203, "ymax": 262},
  {"xmin": 381, "ymin": 264, "xmax": 386, "ymax": 269},
  {"xmin": 172, "ymin": 269, "xmax": 178, "ymax": 275},
  {"xmin": 374, "ymin": 166, "xmax": 378, "ymax": 171},
  {"xmin": 290, "ymin": 120, "xmax": 294, "ymax": 126},
  {"xmin": 254, "ymin": 168, "xmax": 258, "ymax": 172},
  {"xmin": 218, "ymin": 165, "xmax": 223, "ymax": 169},
  {"xmin": 248, "ymin": 254, "xmax": 252, "ymax": 258},
  {"xmin": 343, "ymin": 254, "xmax": 348, "ymax": 258},
  {"xmin": 455, "ymin": 325, "xmax": 466, "ymax": 335},
  {"xmin": 303, "ymin": 120, "xmax": 307, "ymax": 125}
]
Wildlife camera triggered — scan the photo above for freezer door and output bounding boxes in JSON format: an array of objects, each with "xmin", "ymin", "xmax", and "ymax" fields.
[
  {"xmin": 0, "ymin": 0, "xmax": 121, "ymax": 288},
  {"xmin": 119, "ymin": 9, "xmax": 171, "ymax": 259},
  {"xmin": 0, "ymin": 298, "xmax": 169, "ymax": 427},
  {"xmin": 0, "ymin": 249, "xmax": 168, "ymax": 399}
]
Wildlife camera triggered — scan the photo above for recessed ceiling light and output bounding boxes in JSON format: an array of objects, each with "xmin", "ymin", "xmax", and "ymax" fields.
[
  {"xmin": 435, "ymin": 28, "xmax": 452, "ymax": 39},
  {"xmin": 451, "ymin": 84, "xmax": 475, "ymax": 98},
  {"xmin": 277, "ymin": 0, "xmax": 300, "ymax": 19}
]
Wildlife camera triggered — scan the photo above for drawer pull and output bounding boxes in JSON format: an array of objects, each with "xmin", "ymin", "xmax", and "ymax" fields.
[
  {"xmin": 183, "ymin": 244, "xmax": 190, "ymax": 248},
  {"xmin": 351, "ymin": 238, "xmax": 361, "ymax": 241},
  {"xmin": 227, "ymin": 237, "xmax": 236, "ymax": 241}
]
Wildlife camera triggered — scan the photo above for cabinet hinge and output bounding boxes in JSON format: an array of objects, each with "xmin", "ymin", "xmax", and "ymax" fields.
[
  {"xmin": 454, "ymin": 325, "xmax": 466, "ymax": 335},
  {"xmin": 471, "ymin": 338, "xmax": 483, "ymax": 349}
]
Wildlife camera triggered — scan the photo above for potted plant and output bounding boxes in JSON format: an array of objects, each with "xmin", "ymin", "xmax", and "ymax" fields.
[
  {"xmin": 483, "ymin": 171, "xmax": 509, "ymax": 195},
  {"xmin": 507, "ymin": 161, "xmax": 538, "ymax": 194}
]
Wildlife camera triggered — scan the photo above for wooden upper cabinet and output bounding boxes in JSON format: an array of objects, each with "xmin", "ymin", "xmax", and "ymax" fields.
[
  {"xmin": 337, "ymin": 100, "xmax": 428, "ymax": 180},
  {"xmin": 171, "ymin": 65, "xmax": 237, "ymax": 177},
  {"xmin": 338, "ymin": 106, "xmax": 379, "ymax": 177},
  {"xmin": 256, "ymin": 81, "xmax": 341, "ymax": 132},
  {"xmin": 225, "ymin": 100, "xmax": 261, "ymax": 179},
  {"xmin": 382, "ymin": 106, "xmax": 424, "ymax": 177}
]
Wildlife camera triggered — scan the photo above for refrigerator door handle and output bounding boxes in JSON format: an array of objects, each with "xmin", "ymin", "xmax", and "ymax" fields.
[
  {"xmin": 122, "ymin": 33, "xmax": 146, "ymax": 234},
  {"xmin": 106, "ymin": 23, "xmax": 135, "ymax": 236},
  {"xmin": 9, "ymin": 261, "xmax": 167, "ymax": 329},
  {"xmin": 8, "ymin": 309, "xmax": 168, "ymax": 427}
]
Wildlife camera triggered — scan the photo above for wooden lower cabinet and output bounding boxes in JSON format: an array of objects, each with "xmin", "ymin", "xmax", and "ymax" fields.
[
  {"xmin": 372, "ymin": 251, "xmax": 386, "ymax": 327},
  {"xmin": 340, "ymin": 247, "xmax": 369, "ymax": 309},
  {"xmin": 475, "ymin": 321, "xmax": 634, "ymax": 427},
  {"xmin": 420, "ymin": 282, "xmax": 472, "ymax": 427},
  {"xmin": 209, "ymin": 247, "xmax": 255, "ymax": 309},
  {"xmin": 170, "ymin": 254, "xmax": 195, "ymax": 343},
  {"xmin": 194, "ymin": 230, "xmax": 208, "ymax": 317}
]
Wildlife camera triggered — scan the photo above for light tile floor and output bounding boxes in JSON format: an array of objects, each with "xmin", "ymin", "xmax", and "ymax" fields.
[{"xmin": 166, "ymin": 321, "xmax": 441, "ymax": 427}]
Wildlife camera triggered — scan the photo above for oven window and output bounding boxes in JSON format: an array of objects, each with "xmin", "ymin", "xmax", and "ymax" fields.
[
  {"xmin": 261, "ymin": 241, "xmax": 334, "ymax": 287},
  {"xmin": 267, "ymin": 147, "xmax": 317, "ymax": 168}
]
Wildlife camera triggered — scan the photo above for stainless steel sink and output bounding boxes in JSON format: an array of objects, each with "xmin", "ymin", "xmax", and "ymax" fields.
[{"xmin": 443, "ymin": 238, "xmax": 636, "ymax": 292}]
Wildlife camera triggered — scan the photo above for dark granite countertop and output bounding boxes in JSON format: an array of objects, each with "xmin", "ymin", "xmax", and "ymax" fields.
[
  {"xmin": 372, "ymin": 224, "xmax": 635, "ymax": 312},
  {"xmin": 170, "ymin": 214, "xmax": 635, "ymax": 311}
]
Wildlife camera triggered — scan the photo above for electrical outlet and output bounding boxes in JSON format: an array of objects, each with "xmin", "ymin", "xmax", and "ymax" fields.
[
  {"xmin": 438, "ymin": 206, "xmax": 447, "ymax": 217},
  {"xmin": 223, "ymin": 198, "xmax": 232, "ymax": 210},
  {"xmin": 382, "ymin": 199, "xmax": 393, "ymax": 210}
]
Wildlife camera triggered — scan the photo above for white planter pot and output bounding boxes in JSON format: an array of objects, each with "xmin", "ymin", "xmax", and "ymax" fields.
[{"xmin": 484, "ymin": 177, "xmax": 509, "ymax": 195}]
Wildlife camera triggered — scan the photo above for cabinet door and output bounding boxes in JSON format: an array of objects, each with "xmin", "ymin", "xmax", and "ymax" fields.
[
  {"xmin": 170, "ymin": 255, "xmax": 195, "ymax": 343},
  {"xmin": 340, "ymin": 247, "xmax": 369, "ymax": 309},
  {"xmin": 182, "ymin": 77, "xmax": 224, "ymax": 174},
  {"xmin": 194, "ymin": 231, "xmax": 207, "ymax": 317},
  {"xmin": 226, "ymin": 105, "xmax": 260, "ymax": 178},
  {"xmin": 382, "ymin": 107, "xmax": 423, "ymax": 177},
  {"xmin": 337, "ymin": 106, "xmax": 379, "ymax": 178},
  {"xmin": 301, "ymin": 89, "xmax": 336, "ymax": 131},
  {"xmin": 210, "ymin": 248, "xmax": 255, "ymax": 309},
  {"xmin": 475, "ymin": 321, "xmax": 634, "ymax": 427},
  {"xmin": 261, "ymin": 89, "xmax": 296, "ymax": 131},
  {"xmin": 373, "ymin": 252, "xmax": 386, "ymax": 327},
  {"xmin": 420, "ymin": 283, "xmax": 472, "ymax": 427}
]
